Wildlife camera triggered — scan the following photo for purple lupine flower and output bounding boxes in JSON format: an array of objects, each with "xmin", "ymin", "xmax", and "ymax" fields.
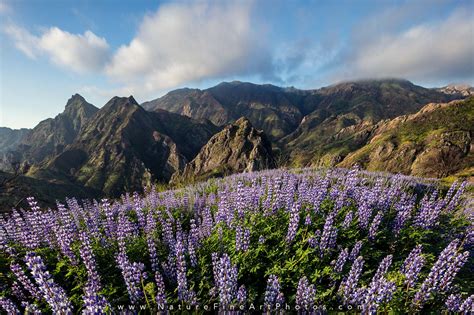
[
  {"xmin": 400, "ymin": 245, "xmax": 425, "ymax": 287},
  {"xmin": 348, "ymin": 241, "xmax": 363, "ymax": 261},
  {"xmin": 21, "ymin": 302, "xmax": 41, "ymax": 314},
  {"xmin": 101, "ymin": 199, "xmax": 116, "ymax": 238},
  {"xmin": 236, "ymin": 285, "xmax": 247, "ymax": 306},
  {"xmin": 116, "ymin": 252, "xmax": 146, "ymax": 305},
  {"xmin": 79, "ymin": 231, "xmax": 109, "ymax": 313},
  {"xmin": 342, "ymin": 211, "xmax": 353, "ymax": 229},
  {"xmin": 319, "ymin": 213, "xmax": 337, "ymax": 256},
  {"xmin": 155, "ymin": 272, "xmax": 167, "ymax": 307},
  {"xmin": 264, "ymin": 275, "xmax": 284, "ymax": 311},
  {"xmin": 413, "ymin": 239, "xmax": 469, "ymax": 308},
  {"xmin": 213, "ymin": 253, "xmax": 238, "ymax": 308},
  {"xmin": 304, "ymin": 214, "xmax": 312, "ymax": 226},
  {"xmin": 446, "ymin": 181, "xmax": 467, "ymax": 212},
  {"xmin": 145, "ymin": 211, "xmax": 159, "ymax": 272},
  {"xmin": 236, "ymin": 181, "xmax": 246, "ymax": 220},
  {"xmin": 332, "ymin": 248, "xmax": 349, "ymax": 273},
  {"xmin": 11, "ymin": 281, "xmax": 26, "ymax": 300},
  {"xmin": 175, "ymin": 231, "xmax": 190, "ymax": 302},
  {"xmin": 235, "ymin": 225, "xmax": 249, "ymax": 252},
  {"xmin": 201, "ymin": 206, "xmax": 214, "ymax": 238},
  {"xmin": 413, "ymin": 190, "xmax": 446, "ymax": 229},
  {"xmin": 25, "ymin": 252, "xmax": 73, "ymax": 314},
  {"xmin": 286, "ymin": 202, "xmax": 301, "ymax": 243},
  {"xmin": 445, "ymin": 294, "xmax": 462, "ymax": 312},
  {"xmin": 361, "ymin": 255, "xmax": 395, "ymax": 313},
  {"xmin": 368, "ymin": 211, "xmax": 383, "ymax": 240},
  {"xmin": 361, "ymin": 276, "xmax": 396, "ymax": 313},
  {"xmin": 0, "ymin": 297, "xmax": 19, "ymax": 314},
  {"xmin": 10, "ymin": 263, "xmax": 42, "ymax": 300},
  {"xmin": 307, "ymin": 230, "xmax": 321, "ymax": 249},
  {"xmin": 258, "ymin": 235, "xmax": 265, "ymax": 244},
  {"xmin": 373, "ymin": 255, "xmax": 392, "ymax": 281},
  {"xmin": 132, "ymin": 192, "xmax": 146, "ymax": 230},
  {"xmin": 339, "ymin": 256, "xmax": 364, "ymax": 305},
  {"xmin": 459, "ymin": 295, "xmax": 473, "ymax": 313},
  {"xmin": 393, "ymin": 194, "xmax": 415, "ymax": 235},
  {"xmin": 296, "ymin": 276, "xmax": 316, "ymax": 311},
  {"xmin": 54, "ymin": 225, "xmax": 77, "ymax": 264}
]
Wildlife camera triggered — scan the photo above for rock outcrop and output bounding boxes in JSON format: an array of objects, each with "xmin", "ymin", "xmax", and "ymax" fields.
[
  {"xmin": 173, "ymin": 117, "xmax": 276, "ymax": 183},
  {"xmin": 339, "ymin": 98, "xmax": 474, "ymax": 179}
]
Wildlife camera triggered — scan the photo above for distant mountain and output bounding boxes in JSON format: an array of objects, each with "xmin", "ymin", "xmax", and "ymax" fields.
[
  {"xmin": 281, "ymin": 79, "xmax": 455, "ymax": 166},
  {"xmin": 0, "ymin": 127, "xmax": 30, "ymax": 171},
  {"xmin": 173, "ymin": 117, "xmax": 275, "ymax": 183},
  {"xmin": 144, "ymin": 79, "xmax": 454, "ymax": 147},
  {"xmin": 0, "ymin": 127, "xmax": 30, "ymax": 153},
  {"xmin": 436, "ymin": 84, "xmax": 474, "ymax": 97},
  {"xmin": 16, "ymin": 94, "xmax": 99, "ymax": 164},
  {"xmin": 41, "ymin": 96, "xmax": 219, "ymax": 196},
  {"xmin": 143, "ymin": 81, "xmax": 306, "ymax": 140},
  {"xmin": 339, "ymin": 97, "xmax": 474, "ymax": 178}
]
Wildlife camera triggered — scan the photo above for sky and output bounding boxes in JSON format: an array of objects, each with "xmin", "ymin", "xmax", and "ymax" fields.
[{"xmin": 0, "ymin": 0, "xmax": 473, "ymax": 129}]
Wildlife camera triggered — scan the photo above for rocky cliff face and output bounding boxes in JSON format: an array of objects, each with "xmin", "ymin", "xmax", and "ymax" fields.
[
  {"xmin": 42, "ymin": 96, "xmax": 218, "ymax": 196},
  {"xmin": 339, "ymin": 98, "xmax": 474, "ymax": 179},
  {"xmin": 17, "ymin": 94, "xmax": 99, "ymax": 164},
  {"xmin": 173, "ymin": 117, "xmax": 276, "ymax": 183}
]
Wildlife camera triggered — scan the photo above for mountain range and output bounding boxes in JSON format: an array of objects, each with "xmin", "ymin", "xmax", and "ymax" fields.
[{"xmin": 1, "ymin": 79, "xmax": 472, "ymax": 210}]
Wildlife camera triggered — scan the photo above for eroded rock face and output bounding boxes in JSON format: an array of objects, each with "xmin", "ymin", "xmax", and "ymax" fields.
[
  {"xmin": 174, "ymin": 117, "xmax": 276, "ymax": 182},
  {"xmin": 339, "ymin": 98, "xmax": 474, "ymax": 179}
]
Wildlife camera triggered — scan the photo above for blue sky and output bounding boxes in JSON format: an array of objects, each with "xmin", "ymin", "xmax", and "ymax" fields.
[{"xmin": 0, "ymin": 0, "xmax": 473, "ymax": 129}]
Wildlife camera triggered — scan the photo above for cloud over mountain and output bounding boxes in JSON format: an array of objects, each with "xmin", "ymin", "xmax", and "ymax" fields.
[
  {"xmin": 335, "ymin": 8, "xmax": 474, "ymax": 84},
  {"xmin": 105, "ymin": 1, "xmax": 273, "ymax": 92}
]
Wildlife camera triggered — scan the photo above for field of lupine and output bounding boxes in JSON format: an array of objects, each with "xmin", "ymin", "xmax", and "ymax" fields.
[{"xmin": 0, "ymin": 167, "xmax": 473, "ymax": 314}]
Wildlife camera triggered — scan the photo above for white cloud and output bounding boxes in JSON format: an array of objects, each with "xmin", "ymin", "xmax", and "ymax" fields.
[
  {"xmin": 0, "ymin": 1, "xmax": 11, "ymax": 15},
  {"xmin": 3, "ymin": 24, "xmax": 39, "ymax": 58},
  {"xmin": 3, "ymin": 24, "xmax": 110, "ymax": 73},
  {"xmin": 338, "ymin": 8, "xmax": 474, "ymax": 83},
  {"xmin": 105, "ymin": 1, "xmax": 273, "ymax": 92}
]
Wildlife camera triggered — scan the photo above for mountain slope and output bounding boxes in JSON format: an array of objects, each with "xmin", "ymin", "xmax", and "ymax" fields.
[
  {"xmin": 339, "ymin": 98, "xmax": 474, "ymax": 178},
  {"xmin": 17, "ymin": 94, "xmax": 99, "ymax": 164},
  {"xmin": 143, "ymin": 79, "xmax": 453, "ymax": 152},
  {"xmin": 143, "ymin": 81, "xmax": 306, "ymax": 140},
  {"xmin": 173, "ymin": 117, "xmax": 275, "ymax": 183},
  {"xmin": 43, "ymin": 96, "xmax": 218, "ymax": 196},
  {"xmin": 280, "ymin": 79, "xmax": 454, "ymax": 166},
  {"xmin": 0, "ymin": 127, "xmax": 31, "ymax": 171},
  {"xmin": 0, "ymin": 127, "xmax": 30, "ymax": 153}
]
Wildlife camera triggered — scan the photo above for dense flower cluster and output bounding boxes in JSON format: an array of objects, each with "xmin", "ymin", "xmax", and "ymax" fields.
[
  {"xmin": 213, "ymin": 253, "xmax": 238, "ymax": 308},
  {"xmin": 264, "ymin": 275, "xmax": 285, "ymax": 310},
  {"xmin": 401, "ymin": 245, "xmax": 425, "ymax": 288},
  {"xmin": 296, "ymin": 276, "xmax": 316, "ymax": 311},
  {"xmin": 413, "ymin": 239, "xmax": 469, "ymax": 308},
  {"xmin": 0, "ymin": 167, "xmax": 471, "ymax": 313},
  {"xmin": 25, "ymin": 252, "xmax": 73, "ymax": 313}
]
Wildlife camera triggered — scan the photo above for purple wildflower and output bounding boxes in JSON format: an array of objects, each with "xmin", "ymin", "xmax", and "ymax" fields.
[
  {"xmin": 296, "ymin": 276, "xmax": 316, "ymax": 311},
  {"xmin": 25, "ymin": 252, "xmax": 73, "ymax": 313},
  {"xmin": 332, "ymin": 248, "xmax": 349, "ymax": 273},
  {"xmin": 413, "ymin": 239, "xmax": 469, "ymax": 308},
  {"xmin": 339, "ymin": 256, "xmax": 364, "ymax": 306},
  {"xmin": 264, "ymin": 274, "xmax": 284, "ymax": 311},
  {"xmin": 400, "ymin": 245, "xmax": 425, "ymax": 287},
  {"xmin": 0, "ymin": 297, "xmax": 19, "ymax": 314}
]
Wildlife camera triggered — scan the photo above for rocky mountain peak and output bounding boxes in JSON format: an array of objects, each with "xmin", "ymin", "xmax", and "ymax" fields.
[{"xmin": 172, "ymin": 117, "xmax": 275, "ymax": 183}]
